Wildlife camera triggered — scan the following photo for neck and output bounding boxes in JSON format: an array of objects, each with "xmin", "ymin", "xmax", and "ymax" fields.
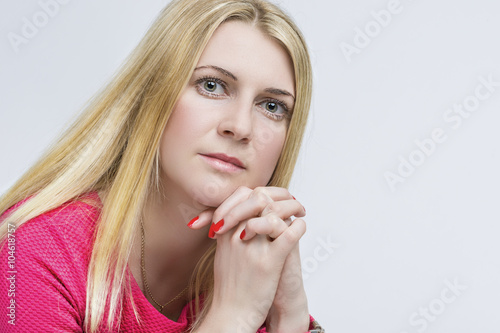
[
  {"xmin": 140, "ymin": 188, "xmax": 213, "ymax": 277},
  {"xmin": 106, "ymin": 184, "xmax": 214, "ymax": 316}
]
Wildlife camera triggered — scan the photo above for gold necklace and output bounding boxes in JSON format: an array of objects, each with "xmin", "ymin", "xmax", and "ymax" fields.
[{"xmin": 140, "ymin": 220, "xmax": 189, "ymax": 313}]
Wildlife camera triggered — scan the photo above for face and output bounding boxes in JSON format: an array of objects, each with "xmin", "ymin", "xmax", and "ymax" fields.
[{"xmin": 159, "ymin": 21, "xmax": 296, "ymax": 207}]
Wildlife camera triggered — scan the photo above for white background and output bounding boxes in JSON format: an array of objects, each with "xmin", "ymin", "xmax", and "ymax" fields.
[{"xmin": 1, "ymin": 0, "xmax": 500, "ymax": 332}]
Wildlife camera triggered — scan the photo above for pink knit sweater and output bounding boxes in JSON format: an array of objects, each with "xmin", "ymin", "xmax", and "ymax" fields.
[{"xmin": 0, "ymin": 191, "xmax": 315, "ymax": 332}]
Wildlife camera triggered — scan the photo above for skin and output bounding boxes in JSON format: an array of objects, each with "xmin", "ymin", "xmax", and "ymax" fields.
[{"xmin": 127, "ymin": 21, "xmax": 309, "ymax": 332}]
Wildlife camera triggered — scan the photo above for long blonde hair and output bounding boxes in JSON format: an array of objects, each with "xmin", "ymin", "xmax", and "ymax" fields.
[{"xmin": 0, "ymin": 0, "xmax": 312, "ymax": 331}]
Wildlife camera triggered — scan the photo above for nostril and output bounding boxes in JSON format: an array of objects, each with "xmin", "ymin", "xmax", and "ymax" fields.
[{"xmin": 219, "ymin": 122, "xmax": 252, "ymax": 141}]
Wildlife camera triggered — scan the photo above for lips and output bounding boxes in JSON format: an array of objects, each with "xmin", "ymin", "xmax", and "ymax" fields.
[{"xmin": 200, "ymin": 153, "xmax": 245, "ymax": 169}]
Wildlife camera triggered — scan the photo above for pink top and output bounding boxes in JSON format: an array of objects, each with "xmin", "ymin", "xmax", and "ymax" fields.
[{"xmin": 0, "ymin": 191, "xmax": 315, "ymax": 332}]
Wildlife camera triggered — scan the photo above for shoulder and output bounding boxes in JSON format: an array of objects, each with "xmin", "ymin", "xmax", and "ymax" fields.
[
  {"xmin": 3, "ymin": 191, "xmax": 102, "ymax": 265},
  {"xmin": 16, "ymin": 191, "xmax": 102, "ymax": 253},
  {"xmin": 0, "ymin": 191, "xmax": 103, "ymax": 330}
]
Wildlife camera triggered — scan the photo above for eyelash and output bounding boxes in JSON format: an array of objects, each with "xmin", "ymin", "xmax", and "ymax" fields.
[
  {"xmin": 258, "ymin": 98, "xmax": 290, "ymax": 121},
  {"xmin": 194, "ymin": 76, "xmax": 291, "ymax": 121},
  {"xmin": 194, "ymin": 76, "xmax": 227, "ymax": 98}
]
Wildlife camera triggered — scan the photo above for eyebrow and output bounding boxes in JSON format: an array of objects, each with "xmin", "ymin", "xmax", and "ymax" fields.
[
  {"xmin": 194, "ymin": 65, "xmax": 237, "ymax": 81},
  {"xmin": 194, "ymin": 65, "xmax": 295, "ymax": 100},
  {"xmin": 264, "ymin": 88, "xmax": 295, "ymax": 101}
]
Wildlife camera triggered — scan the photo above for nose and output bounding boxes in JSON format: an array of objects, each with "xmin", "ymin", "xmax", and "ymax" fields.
[{"xmin": 217, "ymin": 100, "xmax": 253, "ymax": 142}]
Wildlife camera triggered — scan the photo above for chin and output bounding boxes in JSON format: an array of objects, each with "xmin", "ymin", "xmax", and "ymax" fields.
[{"xmin": 189, "ymin": 182, "xmax": 235, "ymax": 208}]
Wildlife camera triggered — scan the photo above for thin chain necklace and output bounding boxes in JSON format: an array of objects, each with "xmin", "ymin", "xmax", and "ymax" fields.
[{"xmin": 140, "ymin": 220, "xmax": 189, "ymax": 313}]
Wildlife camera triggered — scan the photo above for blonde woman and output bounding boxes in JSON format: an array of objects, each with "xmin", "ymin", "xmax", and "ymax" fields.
[{"xmin": 0, "ymin": 0, "xmax": 323, "ymax": 332}]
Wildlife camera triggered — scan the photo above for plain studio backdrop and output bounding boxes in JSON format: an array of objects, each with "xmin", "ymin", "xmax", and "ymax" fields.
[{"xmin": 1, "ymin": 0, "xmax": 500, "ymax": 332}]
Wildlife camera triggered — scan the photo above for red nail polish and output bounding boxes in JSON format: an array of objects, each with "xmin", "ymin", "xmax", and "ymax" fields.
[
  {"xmin": 213, "ymin": 219, "xmax": 224, "ymax": 232},
  {"xmin": 187, "ymin": 216, "xmax": 199, "ymax": 228},
  {"xmin": 240, "ymin": 229, "xmax": 246, "ymax": 240},
  {"xmin": 292, "ymin": 196, "xmax": 296, "ymax": 200},
  {"xmin": 208, "ymin": 223, "xmax": 215, "ymax": 238}
]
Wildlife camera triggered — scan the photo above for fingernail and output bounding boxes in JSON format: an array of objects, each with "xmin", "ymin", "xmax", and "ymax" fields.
[
  {"xmin": 208, "ymin": 223, "xmax": 216, "ymax": 238},
  {"xmin": 213, "ymin": 219, "xmax": 224, "ymax": 232},
  {"xmin": 239, "ymin": 229, "xmax": 246, "ymax": 240},
  {"xmin": 292, "ymin": 196, "xmax": 296, "ymax": 200},
  {"xmin": 187, "ymin": 216, "xmax": 199, "ymax": 228}
]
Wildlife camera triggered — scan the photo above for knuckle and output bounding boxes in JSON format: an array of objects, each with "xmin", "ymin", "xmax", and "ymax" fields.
[
  {"xmin": 284, "ymin": 222, "xmax": 305, "ymax": 243},
  {"xmin": 253, "ymin": 186, "xmax": 266, "ymax": 194},
  {"xmin": 245, "ymin": 218, "xmax": 256, "ymax": 229},
  {"xmin": 235, "ymin": 185, "xmax": 250, "ymax": 195},
  {"xmin": 267, "ymin": 213, "xmax": 282, "ymax": 227},
  {"xmin": 296, "ymin": 218, "xmax": 307, "ymax": 232},
  {"xmin": 284, "ymin": 228, "xmax": 300, "ymax": 243},
  {"xmin": 266, "ymin": 201, "xmax": 281, "ymax": 214},
  {"xmin": 253, "ymin": 192, "xmax": 270, "ymax": 209},
  {"xmin": 225, "ymin": 210, "xmax": 238, "ymax": 224}
]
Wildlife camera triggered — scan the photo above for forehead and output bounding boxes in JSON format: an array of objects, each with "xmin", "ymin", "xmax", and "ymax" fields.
[{"xmin": 196, "ymin": 20, "xmax": 295, "ymax": 94}]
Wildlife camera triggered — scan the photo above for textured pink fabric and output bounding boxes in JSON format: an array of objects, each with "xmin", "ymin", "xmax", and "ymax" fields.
[{"xmin": 0, "ymin": 191, "xmax": 315, "ymax": 332}]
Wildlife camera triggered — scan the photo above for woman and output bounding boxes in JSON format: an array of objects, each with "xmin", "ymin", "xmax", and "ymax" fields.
[{"xmin": 0, "ymin": 0, "xmax": 323, "ymax": 331}]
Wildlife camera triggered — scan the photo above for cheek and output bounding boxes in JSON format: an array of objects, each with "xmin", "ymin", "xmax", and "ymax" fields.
[
  {"xmin": 251, "ymin": 121, "xmax": 288, "ymax": 183},
  {"xmin": 160, "ymin": 93, "xmax": 208, "ymax": 151},
  {"xmin": 158, "ymin": 99, "xmax": 197, "ymax": 175}
]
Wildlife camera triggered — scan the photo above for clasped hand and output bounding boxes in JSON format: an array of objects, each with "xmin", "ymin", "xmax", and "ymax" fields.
[{"xmin": 189, "ymin": 186, "xmax": 310, "ymax": 333}]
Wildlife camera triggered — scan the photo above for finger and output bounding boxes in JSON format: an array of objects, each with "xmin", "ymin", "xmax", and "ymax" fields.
[
  {"xmin": 240, "ymin": 214, "xmax": 288, "ymax": 240},
  {"xmin": 213, "ymin": 186, "xmax": 294, "ymax": 234},
  {"xmin": 209, "ymin": 186, "xmax": 252, "ymax": 235},
  {"xmin": 260, "ymin": 199, "xmax": 306, "ymax": 220},
  {"xmin": 221, "ymin": 191, "xmax": 272, "ymax": 236},
  {"xmin": 272, "ymin": 218, "xmax": 306, "ymax": 257},
  {"xmin": 186, "ymin": 208, "xmax": 215, "ymax": 229},
  {"xmin": 291, "ymin": 195, "xmax": 307, "ymax": 214},
  {"xmin": 248, "ymin": 186, "xmax": 294, "ymax": 202}
]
